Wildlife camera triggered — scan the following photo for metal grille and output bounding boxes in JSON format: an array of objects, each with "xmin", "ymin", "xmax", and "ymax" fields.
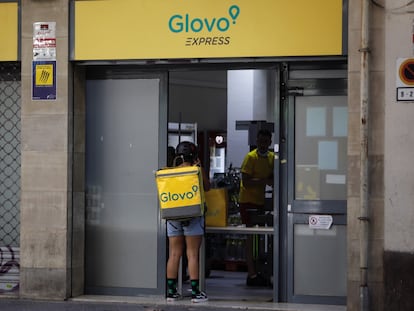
[{"xmin": 0, "ymin": 63, "xmax": 21, "ymax": 247}]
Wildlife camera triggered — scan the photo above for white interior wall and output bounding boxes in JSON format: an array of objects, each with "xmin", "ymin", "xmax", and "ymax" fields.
[
  {"xmin": 253, "ymin": 70, "xmax": 268, "ymax": 120},
  {"xmin": 169, "ymin": 70, "xmax": 272, "ymax": 171},
  {"xmin": 227, "ymin": 70, "xmax": 271, "ymax": 169},
  {"xmin": 169, "ymin": 72, "xmax": 227, "ymax": 132},
  {"xmin": 226, "ymin": 70, "xmax": 254, "ymax": 169}
]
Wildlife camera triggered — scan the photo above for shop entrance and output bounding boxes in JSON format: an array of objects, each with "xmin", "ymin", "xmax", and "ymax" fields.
[
  {"xmin": 168, "ymin": 68, "xmax": 279, "ymax": 302},
  {"xmin": 82, "ymin": 60, "xmax": 347, "ymax": 305}
]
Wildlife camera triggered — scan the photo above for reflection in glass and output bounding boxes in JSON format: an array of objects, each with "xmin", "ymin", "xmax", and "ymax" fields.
[
  {"xmin": 333, "ymin": 107, "xmax": 347, "ymax": 137},
  {"xmin": 318, "ymin": 141, "xmax": 338, "ymax": 170},
  {"xmin": 306, "ymin": 107, "xmax": 326, "ymax": 136},
  {"xmin": 295, "ymin": 96, "xmax": 347, "ymax": 200}
]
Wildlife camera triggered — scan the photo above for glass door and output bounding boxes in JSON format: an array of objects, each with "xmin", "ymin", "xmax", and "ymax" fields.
[
  {"xmin": 84, "ymin": 71, "xmax": 168, "ymax": 295},
  {"xmin": 287, "ymin": 94, "xmax": 347, "ymax": 304}
]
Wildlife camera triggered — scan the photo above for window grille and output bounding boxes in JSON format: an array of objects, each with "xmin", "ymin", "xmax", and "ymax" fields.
[{"xmin": 0, "ymin": 62, "xmax": 21, "ymax": 247}]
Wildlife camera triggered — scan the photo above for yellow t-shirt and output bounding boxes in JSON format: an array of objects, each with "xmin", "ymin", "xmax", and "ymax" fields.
[{"xmin": 239, "ymin": 149, "xmax": 274, "ymax": 205}]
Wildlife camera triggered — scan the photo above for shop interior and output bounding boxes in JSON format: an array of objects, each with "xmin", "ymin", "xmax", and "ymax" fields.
[{"xmin": 168, "ymin": 69, "xmax": 275, "ymax": 302}]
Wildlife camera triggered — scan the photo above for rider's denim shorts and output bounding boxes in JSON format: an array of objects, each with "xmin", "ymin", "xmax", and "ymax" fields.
[{"xmin": 166, "ymin": 216, "xmax": 205, "ymax": 237}]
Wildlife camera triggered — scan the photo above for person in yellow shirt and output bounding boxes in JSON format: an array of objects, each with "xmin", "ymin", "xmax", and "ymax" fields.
[{"xmin": 239, "ymin": 129, "xmax": 274, "ymax": 286}]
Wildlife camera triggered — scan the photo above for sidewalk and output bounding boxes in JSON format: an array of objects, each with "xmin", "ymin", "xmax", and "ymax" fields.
[{"xmin": 0, "ymin": 296, "xmax": 347, "ymax": 311}]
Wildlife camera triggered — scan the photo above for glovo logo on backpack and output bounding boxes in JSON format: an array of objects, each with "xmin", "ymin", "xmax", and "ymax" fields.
[
  {"xmin": 159, "ymin": 184, "xmax": 200, "ymax": 208},
  {"xmin": 156, "ymin": 167, "xmax": 203, "ymax": 210}
]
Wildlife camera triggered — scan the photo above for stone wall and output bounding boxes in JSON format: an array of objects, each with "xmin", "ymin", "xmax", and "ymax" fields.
[
  {"xmin": 347, "ymin": 0, "xmax": 385, "ymax": 310},
  {"xmin": 383, "ymin": 0, "xmax": 414, "ymax": 309},
  {"xmin": 20, "ymin": 0, "xmax": 72, "ymax": 299}
]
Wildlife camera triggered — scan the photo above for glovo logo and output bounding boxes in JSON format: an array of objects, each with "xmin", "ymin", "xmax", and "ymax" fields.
[
  {"xmin": 160, "ymin": 185, "xmax": 200, "ymax": 203},
  {"xmin": 168, "ymin": 5, "xmax": 240, "ymax": 47},
  {"xmin": 168, "ymin": 5, "xmax": 240, "ymax": 33}
]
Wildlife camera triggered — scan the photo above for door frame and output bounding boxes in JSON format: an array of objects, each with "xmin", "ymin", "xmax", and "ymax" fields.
[
  {"xmin": 281, "ymin": 61, "xmax": 348, "ymax": 304},
  {"xmin": 81, "ymin": 67, "xmax": 169, "ymax": 296}
]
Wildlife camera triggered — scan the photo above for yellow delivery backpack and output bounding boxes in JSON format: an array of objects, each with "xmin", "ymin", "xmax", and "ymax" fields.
[{"xmin": 155, "ymin": 166, "xmax": 205, "ymax": 219}]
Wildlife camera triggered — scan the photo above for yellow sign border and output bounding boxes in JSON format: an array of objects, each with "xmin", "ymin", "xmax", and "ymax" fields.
[
  {"xmin": 0, "ymin": 2, "xmax": 18, "ymax": 61},
  {"xmin": 74, "ymin": 0, "xmax": 344, "ymax": 61}
]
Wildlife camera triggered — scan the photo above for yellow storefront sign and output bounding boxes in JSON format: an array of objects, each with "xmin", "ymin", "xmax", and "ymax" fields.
[
  {"xmin": 74, "ymin": 0, "xmax": 343, "ymax": 60},
  {"xmin": 0, "ymin": 2, "xmax": 18, "ymax": 61}
]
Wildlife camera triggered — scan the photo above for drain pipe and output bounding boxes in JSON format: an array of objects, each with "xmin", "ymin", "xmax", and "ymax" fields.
[{"xmin": 359, "ymin": 0, "xmax": 370, "ymax": 310}]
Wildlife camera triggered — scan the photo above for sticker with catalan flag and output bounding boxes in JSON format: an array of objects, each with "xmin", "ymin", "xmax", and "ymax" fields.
[{"xmin": 32, "ymin": 61, "xmax": 57, "ymax": 100}]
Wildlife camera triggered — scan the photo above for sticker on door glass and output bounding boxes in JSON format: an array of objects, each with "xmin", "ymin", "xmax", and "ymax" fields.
[{"xmin": 309, "ymin": 215, "xmax": 333, "ymax": 230}]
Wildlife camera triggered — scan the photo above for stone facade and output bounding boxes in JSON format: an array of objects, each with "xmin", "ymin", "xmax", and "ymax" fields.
[
  {"xmin": 383, "ymin": 0, "xmax": 414, "ymax": 310},
  {"xmin": 348, "ymin": 0, "xmax": 414, "ymax": 310}
]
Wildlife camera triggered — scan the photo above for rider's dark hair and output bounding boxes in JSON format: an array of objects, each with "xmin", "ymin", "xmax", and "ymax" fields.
[
  {"xmin": 257, "ymin": 129, "xmax": 272, "ymax": 139},
  {"xmin": 174, "ymin": 141, "xmax": 198, "ymax": 166}
]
